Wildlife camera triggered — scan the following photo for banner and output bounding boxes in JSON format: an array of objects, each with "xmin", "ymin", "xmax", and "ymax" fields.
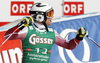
[
  {"xmin": 64, "ymin": 1, "xmax": 84, "ymax": 16},
  {"xmin": 0, "ymin": 13, "xmax": 100, "ymax": 63},
  {"xmin": 0, "ymin": 22, "xmax": 22, "ymax": 63},
  {"xmin": 50, "ymin": 13, "xmax": 100, "ymax": 63},
  {"xmin": 1, "ymin": 0, "xmax": 100, "ymax": 22}
]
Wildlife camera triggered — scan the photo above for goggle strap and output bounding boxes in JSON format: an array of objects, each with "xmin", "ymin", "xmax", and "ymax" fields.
[{"xmin": 42, "ymin": 22, "xmax": 49, "ymax": 32}]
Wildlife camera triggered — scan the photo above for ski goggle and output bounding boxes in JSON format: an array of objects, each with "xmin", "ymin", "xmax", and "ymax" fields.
[{"xmin": 47, "ymin": 9, "xmax": 54, "ymax": 18}]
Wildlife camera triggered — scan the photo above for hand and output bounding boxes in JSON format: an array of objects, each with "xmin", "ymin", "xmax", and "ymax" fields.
[
  {"xmin": 17, "ymin": 16, "xmax": 34, "ymax": 30},
  {"xmin": 22, "ymin": 16, "xmax": 34, "ymax": 27},
  {"xmin": 76, "ymin": 27, "xmax": 88, "ymax": 40}
]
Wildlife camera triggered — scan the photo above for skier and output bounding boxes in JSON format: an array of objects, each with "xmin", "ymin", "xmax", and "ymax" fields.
[{"xmin": 4, "ymin": 2, "xmax": 88, "ymax": 63}]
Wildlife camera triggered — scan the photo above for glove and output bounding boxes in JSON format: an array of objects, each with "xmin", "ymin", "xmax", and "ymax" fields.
[
  {"xmin": 76, "ymin": 27, "xmax": 88, "ymax": 40},
  {"xmin": 22, "ymin": 16, "xmax": 34, "ymax": 27},
  {"xmin": 17, "ymin": 16, "xmax": 34, "ymax": 30}
]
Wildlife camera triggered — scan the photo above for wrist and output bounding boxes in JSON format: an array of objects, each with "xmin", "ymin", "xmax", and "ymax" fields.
[
  {"xmin": 17, "ymin": 22, "xmax": 25, "ymax": 30},
  {"xmin": 75, "ymin": 38, "xmax": 80, "ymax": 44},
  {"xmin": 76, "ymin": 35, "xmax": 83, "ymax": 40}
]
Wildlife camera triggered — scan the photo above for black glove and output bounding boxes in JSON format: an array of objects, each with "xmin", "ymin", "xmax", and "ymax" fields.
[
  {"xmin": 17, "ymin": 16, "xmax": 34, "ymax": 30},
  {"xmin": 76, "ymin": 27, "xmax": 88, "ymax": 40}
]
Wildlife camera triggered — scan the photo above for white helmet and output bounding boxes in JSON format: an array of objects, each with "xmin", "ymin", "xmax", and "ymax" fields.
[{"xmin": 29, "ymin": 2, "xmax": 54, "ymax": 22}]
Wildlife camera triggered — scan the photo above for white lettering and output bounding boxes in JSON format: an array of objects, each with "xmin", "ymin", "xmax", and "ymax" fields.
[
  {"xmin": 12, "ymin": 3, "xmax": 32, "ymax": 14},
  {"xmin": 20, "ymin": 4, "xmax": 25, "ymax": 13},
  {"xmin": 0, "ymin": 48, "xmax": 22, "ymax": 63},
  {"xmin": 78, "ymin": 4, "xmax": 83, "ymax": 13},
  {"xmin": 29, "ymin": 34, "xmax": 53, "ymax": 45},
  {"xmin": 64, "ymin": 4, "xmax": 70, "ymax": 13},
  {"xmin": 29, "ymin": 34, "xmax": 36, "ymax": 45},
  {"xmin": 35, "ymin": 48, "xmax": 39, "ymax": 53},
  {"xmin": 40, "ymin": 38, "xmax": 43, "ymax": 43},
  {"xmin": 12, "ymin": 4, "xmax": 18, "ymax": 13},
  {"xmin": 2, "ymin": 50, "xmax": 10, "ymax": 63},
  {"xmin": 64, "ymin": 4, "xmax": 83, "ymax": 14},
  {"xmin": 48, "ymin": 39, "xmax": 53, "ymax": 44},
  {"xmin": 27, "ymin": 4, "xmax": 32, "ymax": 13},
  {"xmin": 36, "ymin": 38, "xmax": 39, "ymax": 43},
  {"xmin": 71, "ymin": 4, "xmax": 76, "ymax": 13},
  {"xmin": 44, "ymin": 38, "xmax": 47, "ymax": 44},
  {"xmin": 0, "ymin": 53, "xmax": 3, "ymax": 63}
]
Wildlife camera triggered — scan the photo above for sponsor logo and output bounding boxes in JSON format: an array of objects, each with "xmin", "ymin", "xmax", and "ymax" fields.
[
  {"xmin": 0, "ymin": 48, "xmax": 22, "ymax": 63},
  {"xmin": 11, "ymin": 1, "xmax": 34, "ymax": 16},
  {"xmin": 64, "ymin": 2, "xmax": 84, "ymax": 16},
  {"xmin": 29, "ymin": 34, "xmax": 53, "ymax": 45}
]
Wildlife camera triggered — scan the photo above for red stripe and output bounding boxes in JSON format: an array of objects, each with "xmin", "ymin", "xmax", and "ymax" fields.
[
  {"xmin": 0, "ymin": 22, "xmax": 10, "ymax": 26},
  {"xmin": 75, "ymin": 38, "xmax": 80, "ymax": 44}
]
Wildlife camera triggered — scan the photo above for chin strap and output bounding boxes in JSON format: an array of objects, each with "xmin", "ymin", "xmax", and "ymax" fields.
[{"xmin": 42, "ymin": 22, "xmax": 48, "ymax": 32}]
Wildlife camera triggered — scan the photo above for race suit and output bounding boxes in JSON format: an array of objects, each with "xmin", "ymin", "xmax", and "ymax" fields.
[{"xmin": 4, "ymin": 22, "xmax": 80, "ymax": 63}]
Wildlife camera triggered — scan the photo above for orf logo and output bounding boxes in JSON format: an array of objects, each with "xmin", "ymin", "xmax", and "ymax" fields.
[
  {"xmin": 11, "ymin": 1, "xmax": 34, "ymax": 16},
  {"xmin": 64, "ymin": 2, "xmax": 84, "ymax": 16}
]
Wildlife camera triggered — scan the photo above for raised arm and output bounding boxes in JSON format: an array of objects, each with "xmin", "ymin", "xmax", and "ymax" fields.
[
  {"xmin": 4, "ymin": 26, "xmax": 28, "ymax": 40},
  {"xmin": 55, "ymin": 27, "xmax": 88, "ymax": 50},
  {"xmin": 4, "ymin": 16, "xmax": 33, "ymax": 40}
]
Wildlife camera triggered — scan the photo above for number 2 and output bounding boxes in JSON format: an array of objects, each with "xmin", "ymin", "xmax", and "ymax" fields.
[{"xmin": 35, "ymin": 48, "xmax": 47, "ymax": 54}]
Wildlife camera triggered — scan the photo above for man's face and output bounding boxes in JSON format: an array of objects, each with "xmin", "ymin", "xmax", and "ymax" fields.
[
  {"xmin": 45, "ymin": 8, "xmax": 54, "ymax": 26},
  {"xmin": 45, "ymin": 18, "xmax": 53, "ymax": 26}
]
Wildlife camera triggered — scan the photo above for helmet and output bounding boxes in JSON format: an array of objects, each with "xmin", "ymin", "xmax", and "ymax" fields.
[{"xmin": 29, "ymin": 2, "xmax": 54, "ymax": 22}]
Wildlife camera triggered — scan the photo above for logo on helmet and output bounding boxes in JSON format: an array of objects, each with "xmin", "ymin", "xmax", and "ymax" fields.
[{"xmin": 36, "ymin": 3, "xmax": 46, "ymax": 7}]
